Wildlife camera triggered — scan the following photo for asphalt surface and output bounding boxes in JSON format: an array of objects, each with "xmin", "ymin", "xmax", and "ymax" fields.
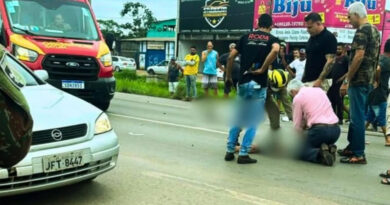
[{"xmin": 2, "ymin": 93, "xmax": 390, "ymax": 205}]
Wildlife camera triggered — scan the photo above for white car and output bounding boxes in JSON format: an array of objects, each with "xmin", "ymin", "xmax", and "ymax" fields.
[
  {"xmin": 0, "ymin": 52, "xmax": 119, "ymax": 197},
  {"xmin": 147, "ymin": 60, "xmax": 185, "ymax": 75},
  {"xmin": 112, "ymin": 56, "xmax": 136, "ymax": 72}
]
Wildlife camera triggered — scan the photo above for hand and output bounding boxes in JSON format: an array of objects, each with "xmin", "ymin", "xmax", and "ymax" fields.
[
  {"xmin": 340, "ymin": 83, "xmax": 348, "ymax": 97},
  {"xmin": 251, "ymin": 68, "xmax": 266, "ymax": 75},
  {"xmin": 225, "ymin": 77, "xmax": 233, "ymax": 85},
  {"xmin": 312, "ymin": 79, "xmax": 322, "ymax": 87},
  {"xmin": 373, "ymin": 81, "xmax": 379, "ymax": 89}
]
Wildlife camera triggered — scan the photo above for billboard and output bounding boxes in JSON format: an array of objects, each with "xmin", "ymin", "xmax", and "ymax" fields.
[
  {"xmin": 179, "ymin": 0, "xmax": 255, "ymax": 33},
  {"xmin": 253, "ymin": 0, "xmax": 386, "ymax": 29}
]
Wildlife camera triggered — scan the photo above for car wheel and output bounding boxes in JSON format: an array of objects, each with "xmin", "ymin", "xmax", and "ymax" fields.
[
  {"xmin": 148, "ymin": 69, "xmax": 155, "ymax": 75},
  {"xmin": 96, "ymin": 102, "xmax": 110, "ymax": 111},
  {"xmin": 115, "ymin": 66, "xmax": 120, "ymax": 72}
]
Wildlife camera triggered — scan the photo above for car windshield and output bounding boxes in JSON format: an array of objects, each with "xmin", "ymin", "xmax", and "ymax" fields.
[
  {"xmin": 1, "ymin": 54, "xmax": 40, "ymax": 86},
  {"xmin": 5, "ymin": 0, "xmax": 99, "ymax": 40}
]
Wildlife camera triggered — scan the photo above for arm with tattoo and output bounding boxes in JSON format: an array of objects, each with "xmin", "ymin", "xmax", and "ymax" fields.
[{"xmin": 318, "ymin": 54, "xmax": 336, "ymax": 80}]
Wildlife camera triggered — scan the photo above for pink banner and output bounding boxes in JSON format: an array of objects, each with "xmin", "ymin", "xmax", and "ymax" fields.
[
  {"xmin": 325, "ymin": 0, "xmax": 386, "ymax": 29},
  {"xmin": 381, "ymin": 12, "xmax": 390, "ymax": 53}
]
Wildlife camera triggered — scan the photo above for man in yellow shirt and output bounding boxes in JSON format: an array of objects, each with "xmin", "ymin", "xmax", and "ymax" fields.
[{"xmin": 184, "ymin": 46, "xmax": 200, "ymax": 101}]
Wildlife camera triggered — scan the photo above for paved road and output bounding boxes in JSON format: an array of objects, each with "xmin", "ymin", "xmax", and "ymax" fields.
[{"xmin": 3, "ymin": 93, "xmax": 390, "ymax": 205}]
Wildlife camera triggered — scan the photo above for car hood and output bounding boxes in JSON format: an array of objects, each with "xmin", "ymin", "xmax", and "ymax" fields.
[{"xmin": 21, "ymin": 84, "xmax": 102, "ymax": 132}]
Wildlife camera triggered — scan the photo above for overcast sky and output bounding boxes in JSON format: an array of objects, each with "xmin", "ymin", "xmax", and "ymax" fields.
[{"xmin": 92, "ymin": 0, "xmax": 177, "ymax": 23}]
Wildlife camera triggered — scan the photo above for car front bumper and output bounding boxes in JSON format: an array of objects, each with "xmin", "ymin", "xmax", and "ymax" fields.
[{"xmin": 0, "ymin": 130, "xmax": 119, "ymax": 197}]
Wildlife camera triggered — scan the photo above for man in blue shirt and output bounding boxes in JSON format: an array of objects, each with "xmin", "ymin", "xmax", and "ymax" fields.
[{"xmin": 201, "ymin": 41, "xmax": 220, "ymax": 97}]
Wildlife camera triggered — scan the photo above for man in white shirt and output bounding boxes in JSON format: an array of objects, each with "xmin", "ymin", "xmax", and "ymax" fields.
[{"xmin": 287, "ymin": 48, "xmax": 306, "ymax": 81}]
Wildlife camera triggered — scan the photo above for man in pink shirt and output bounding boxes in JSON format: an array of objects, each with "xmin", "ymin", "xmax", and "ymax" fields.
[{"xmin": 287, "ymin": 79, "xmax": 341, "ymax": 166}]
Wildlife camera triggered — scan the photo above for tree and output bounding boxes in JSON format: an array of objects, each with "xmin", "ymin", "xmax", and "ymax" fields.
[
  {"xmin": 97, "ymin": 19, "xmax": 124, "ymax": 38},
  {"xmin": 120, "ymin": 2, "xmax": 157, "ymax": 38}
]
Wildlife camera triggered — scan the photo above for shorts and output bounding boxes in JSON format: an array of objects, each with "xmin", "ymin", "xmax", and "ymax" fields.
[
  {"xmin": 366, "ymin": 102, "xmax": 387, "ymax": 127},
  {"xmin": 169, "ymin": 82, "xmax": 179, "ymax": 93},
  {"xmin": 202, "ymin": 74, "xmax": 218, "ymax": 89}
]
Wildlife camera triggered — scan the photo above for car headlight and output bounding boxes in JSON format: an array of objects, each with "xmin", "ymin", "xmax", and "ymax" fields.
[
  {"xmin": 100, "ymin": 53, "xmax": 112, "ymax": 67},
  {"xmin": 14, "ymin": 45, "xmax": 38, "ymax": 62},
  {"xmin": 95, "ymin": 113, "xmax": 112, "ymax": 135}
]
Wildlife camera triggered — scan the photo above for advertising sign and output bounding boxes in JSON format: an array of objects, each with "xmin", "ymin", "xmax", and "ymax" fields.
[
  {"xmin": 179, "ymin": 0, "xmax": 255, "ymax": 33},
  {"xmin": 253, "ymin": 0, "xmax": 327, "ymax": 29},
  {"xmin": 325, "ymin": 0, "xmax": 386, "ymax": 29}
]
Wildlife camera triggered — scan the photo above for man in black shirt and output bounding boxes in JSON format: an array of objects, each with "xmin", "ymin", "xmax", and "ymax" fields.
[
  {"xmin": 220, "ymin": 43, "xmax": 241, "ymax": 98},
  {"xmin": 302, "ymin": 13, "xmax": 337, "ymax": 91},
  {"xmin": 224, "ymin": 14, "xmax": 280, "ymax": 164},
  {"xmin": 327, "ymin": 43, "xmax": 349, "ymax": 124}
]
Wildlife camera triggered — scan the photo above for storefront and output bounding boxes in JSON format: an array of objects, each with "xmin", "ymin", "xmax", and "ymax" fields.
[
  {"xmin": 177, "ymin": 0, "xmax": 255, "ymax": 71},
  {"xmin": 178, "ymin": 0, "xmax": 389, "ymax": 62}
]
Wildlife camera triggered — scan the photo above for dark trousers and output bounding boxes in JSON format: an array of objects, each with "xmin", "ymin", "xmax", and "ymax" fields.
[
  {"xmin": 327, "ymin": 83, "xmax": 344, "ymax": 123},
  {"xmin": 301, "ymin": 125, "xmax": 340, "ymax": 163}
]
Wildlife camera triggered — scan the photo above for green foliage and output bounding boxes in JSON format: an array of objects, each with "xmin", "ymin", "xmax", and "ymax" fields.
[
  {"xmin": 120, "ymin": 2, "xmax": 157, "ymax": 38},
  {"xmin": 97, "ymin": 2, "xmax": 156, "ymax": 39}
]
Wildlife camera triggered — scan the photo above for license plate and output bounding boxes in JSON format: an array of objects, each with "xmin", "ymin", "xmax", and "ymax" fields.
[
  {"xmin": 42, "ymin": 151, "xmax": 85, "ymax": 173},
  {"xmin": 62, "ymin": 80, "xmax": 84, "ymax": 89}
]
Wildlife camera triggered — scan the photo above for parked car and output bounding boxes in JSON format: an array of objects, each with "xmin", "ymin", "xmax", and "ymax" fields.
[
  {"xmin": 112, "ymin": 56, "xmax": 137, "ymax": 71},
  {"xmin": 146, "ymin": 60, "xmax": 185, "ymax": 75},
  {"xmin": 0, "ymin": 47, "xmax": 119, "ymax": 197}
]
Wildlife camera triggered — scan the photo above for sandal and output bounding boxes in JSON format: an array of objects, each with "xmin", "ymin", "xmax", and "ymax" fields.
[
  {"xmin": 337, "ymin": 149, "xmax": 353, "ymax": 157},
  {"xmin": 340, "ymin": 156, "xmax": 367, "ymax": 164},
  {"xmin": 381, "ymin": 178, "xmax": 390, "ymax": 185},
  {"xmin": 379, "ymin": 170, "xmax": 390, "ymax": 178}
]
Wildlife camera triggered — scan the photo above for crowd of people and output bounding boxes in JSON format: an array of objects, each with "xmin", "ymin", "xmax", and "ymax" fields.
[{"xmin": 165, "ymin": 1, "xmax": 390, "ymax": 186}]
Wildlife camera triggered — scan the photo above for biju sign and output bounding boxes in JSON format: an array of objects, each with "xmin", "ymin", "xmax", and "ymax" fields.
[{"xmin": 253, "ymin": 0, "xmax": 386, "ymax": 29}]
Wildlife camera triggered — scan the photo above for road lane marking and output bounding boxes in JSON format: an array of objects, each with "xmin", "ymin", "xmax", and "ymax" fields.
[
  {"xmin": 109, "ymin": 113, "xmax": 228, "ymax": 135},
  {"xmin": 143, "ymin": 171, "xmax": 284, "ymax": 205},
  {"xmin": 114, "ymin": 97, "xmax": 190, "ymax": 109},
  {"xmin": 128, "ymin": 132, "xmax": 144, "ymax": 136}
]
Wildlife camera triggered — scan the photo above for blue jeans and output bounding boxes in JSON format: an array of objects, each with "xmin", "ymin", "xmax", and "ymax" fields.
[
  {"xmin": 227, "ymin": 81, "xmax": 267, "ymax": 156},
  {"xmin": 347, "ymin": 85, "xmax": 371, "ymax": 157},
  {"xmin": 301, "ymin": 125, "xmax": 340, "ymax": 163},
  {"xmin": 366, "ymin": 102, "xmax": 387, "ymax": 127},
  {"xmin": 185, "ymin": 75, "xmax": 197, "ymax": 98}
]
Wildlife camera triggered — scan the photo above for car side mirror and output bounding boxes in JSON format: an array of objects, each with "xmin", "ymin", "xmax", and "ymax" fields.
[{"xmin": 34, "ymin": 70, "xmax": 49, "ymax": 81}]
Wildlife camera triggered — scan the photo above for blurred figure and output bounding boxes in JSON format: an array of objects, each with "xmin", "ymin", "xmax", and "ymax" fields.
[
  {"xmin": 225, "ymin": 14, "xmax": 280, "ymax": 164},
  {"xmin": 184, "ymin": 46, "xmax": 200, "ymax": 101},
  {"xmin": 0, "ymin": 55, "xmax": 33, "ymax": 168},
  {"xmin": 339, "ymin": 2, "xmax": 380, "ymax": 164},
  {"xmin": 287, "ymin": 48, "xmax": 306, "ymax": 81},
  {"xmin": 49, "ymin": 14, "xmax": 71, "ymax": 31},
  {"xmin": 220, "ymin": 43, "xmax": 240, "ymax": 98},
  {"xmin": 366, "ymin": 39, "xmax": 390, "ymax": 146},
  {"xmin": 327, "ymin": 43, "xmax": 349, "ymax": 124},
  {"xmin": 167, "ymin": 57, "xmax": 183, "ymax": 96},
  {"xmin": 287, "ymin": 79, "xmax": 340, "ymax": 166},
  {"xmin": 201, "ymin": 41, "xmax": 220, "ymax": 97},
  {"xmin": 292, "ymin": 48, "xmax": 300, "ymax": 60}
]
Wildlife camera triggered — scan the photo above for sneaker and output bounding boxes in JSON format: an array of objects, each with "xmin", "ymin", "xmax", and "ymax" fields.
[
  {"xmin": 319, "ymin": 144, "xmax": 334, "ymax": 166},
  {"xmin": 281, "ymin": 116, "xmax": 289, "ymax": 122},
  {"xmin": 237, "ymin": 155, "xmax": 257, "ymax": 164},
  {"xmin": 224, "ymin": 152, "xmax": 235, "ymax": 161}
]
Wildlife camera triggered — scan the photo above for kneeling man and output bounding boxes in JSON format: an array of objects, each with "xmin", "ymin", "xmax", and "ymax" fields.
[{"xmin": 287, "ymin": 79, "xmax": 340, "ymax": 166}]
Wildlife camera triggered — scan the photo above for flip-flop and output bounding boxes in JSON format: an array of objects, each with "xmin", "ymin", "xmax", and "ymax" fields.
[
  {"xmin": 381, "ymin": 178, "xmax": 390, "ymax": 185},
  {"xmin": 385, "ymin": 144, "xmax": 390, "ymax": 147},
  {"xmin": 379, "ymin": 170, "xmax": 390, "ymax": 178}
]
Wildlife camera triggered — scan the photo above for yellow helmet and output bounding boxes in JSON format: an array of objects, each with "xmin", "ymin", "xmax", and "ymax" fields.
[{"xmin": 268, "ymin": 69, "xmax": 289, "ymax": 89}]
